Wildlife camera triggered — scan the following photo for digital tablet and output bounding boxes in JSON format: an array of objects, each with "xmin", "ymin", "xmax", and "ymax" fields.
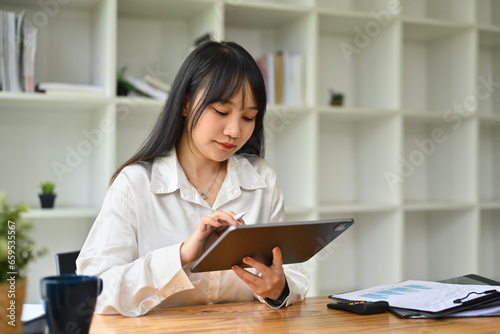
[{"xmin": 190, "ymin": 218, "xmax": 354, "ymax": 273}]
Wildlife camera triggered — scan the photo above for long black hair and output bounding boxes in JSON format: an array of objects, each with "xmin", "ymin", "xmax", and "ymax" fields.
[{"xmin": 111, "ymin": 41, "xmax": 267, "ymax": 184}]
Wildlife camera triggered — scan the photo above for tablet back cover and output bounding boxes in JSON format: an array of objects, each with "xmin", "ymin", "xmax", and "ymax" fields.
[{"xmin": 191, "ymin": 218, "xmax": 354, "ymax": 273}]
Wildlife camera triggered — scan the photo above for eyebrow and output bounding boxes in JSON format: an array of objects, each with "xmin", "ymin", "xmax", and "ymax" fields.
[{"xmin": 215, "ymin": 101, "xmax": 259, "ymax": 111}]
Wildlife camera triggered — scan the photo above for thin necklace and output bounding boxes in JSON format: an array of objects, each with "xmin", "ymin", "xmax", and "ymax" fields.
[{"xmin": 188, "ymin": 163, "xmax": 222, "ymax": 201}]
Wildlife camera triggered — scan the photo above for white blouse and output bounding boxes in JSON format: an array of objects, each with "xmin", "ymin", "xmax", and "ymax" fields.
[{"xmin": 76, "ymin": 150, "xmax": 309, "ymax": 317}]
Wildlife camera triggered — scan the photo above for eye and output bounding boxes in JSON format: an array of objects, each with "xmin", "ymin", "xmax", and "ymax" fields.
[
  {"xmin": 243, "ymin": 116, "xmax": 255, "ymax": 122},
  {"xmin": 213, "ymin": 107, "xmax": 228, "ymax": 116}
]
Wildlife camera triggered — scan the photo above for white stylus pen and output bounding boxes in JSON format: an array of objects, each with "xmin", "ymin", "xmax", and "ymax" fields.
[
  {"xmin": 216, "ymin": 212, "xmax": 245, "ymax": 232},
  {"xmin": 233, "ymin": 212, "xmax": 246, "ymax": 221}
]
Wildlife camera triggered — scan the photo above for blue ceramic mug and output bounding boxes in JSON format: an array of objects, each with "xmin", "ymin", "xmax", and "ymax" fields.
[{"xmin": 40, "ymin": 275, "xmax": 103, "ymax": 334}]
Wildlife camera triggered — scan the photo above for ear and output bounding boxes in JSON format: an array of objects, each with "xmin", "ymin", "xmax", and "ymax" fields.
[{"xmin": 182, "ymin": 96, "xmax": 190, "ymax": 117}]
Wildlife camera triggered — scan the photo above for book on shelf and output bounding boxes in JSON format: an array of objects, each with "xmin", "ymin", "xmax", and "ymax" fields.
[
  {"xmin": 22, "ymin": 23, "xmax": 37, "ymax": 93},
  {"xmin": 256, "ymin": 50, "xmax": 303, "ymax": 107},
  {"xmin": 256, "ymin": 53, "xmax": 275, "ymax": 105},
  {"xmin": 121, "ymin": 75, "xmax": 169, "ymax": 100},
  {"xmin": 0, "ymin": 9, "xmax": 38, "ymax": 93},
  {"xmin": 36, "ymin": 82, "xmax": 105, "ymax": 97},
  {"xmin": 144, "ymin": 74, "xmax": 171, "ymax": 93}
]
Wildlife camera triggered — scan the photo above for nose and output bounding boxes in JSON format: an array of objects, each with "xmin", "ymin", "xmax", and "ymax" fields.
[{"xmin": 223, "ymin": 117, "xmax": 241, "ymax": 139}]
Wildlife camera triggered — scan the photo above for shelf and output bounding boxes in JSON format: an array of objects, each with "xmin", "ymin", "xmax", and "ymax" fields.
[
  {"xmin": 318, "ymin": 112, "xmax": 400, "ymax": 205},
  {"xmin": 316, "ymin": 0, "xmax": 401, "ymax": 14},
  {"xmin": 236, "ymin": 0, "xmax": 311, "ymax": 8},
  {"xmin": 404, "ymin": 201, "xmax": 476, "ymax": 212},
  {"xmin": 0, "ymin": 92, "xmax": 109, "ymax": 112},
  {"xmin": 402, "ymin": 117, "xmax": 476, "ymax": 203},
  {"xmin": 317, "ymin": 107, "xmax": 398, "ymax": 120},
  {"xmin": 402, "ymin": 110, "xmax": 450, "ymax": 120},
  {"xmin": 1, "ymin": 0, "xmax": 103, "ymax": 10},
  {"xmin": 223, "ymin": 2, "xmax": 308, "ymax": 28},
  {"xmin": 476, "ymin": 0, "xmax": 500, "ymax": 26},
  {"xmin": 0, "ymin": 105, "xmax": 114, "ymax": 208},
  {"xmin": 0, "ymin": 0, "xmax": 114, "ymax": 94},
  {"xmin": 479, "ymin": 122, "xmax": 500, "ymax": 202},
  {"xmin": 400, "ymin": 0, "xmax": 474, "ymax": 24},
  {"xmin": 402, "ymin": 18, "xmax": 471, "ymax": 42},
  {"xmin": 317, "ymin": 12, "xmax": 399, "ymax": 109},
  {"xmin": 2, "ymin": 0, "xmax": 500, "ymax": 302},
  {"xmin": 284, "ymin": 206, "xmax": 315, "ymax": 222},
  {"xmin": 319, "ymin": 203, "xmax": 399, "ymax": 214},
  {"xmin": 480, "ymin": 201, "xmax": 500, "ymax": 210},
  {"xmin": 117, "ymin": 0, "xmax": 219, "ymax": 88},
  {"xmin": 266, "ymin": 105, "xmax": 313, "ymax": 114},
  {"xmin": 118, "ymin": 0, "xmax": 215, "ymax": 20},
  {"xmin": 306, "ymin": 210, "xmax": 402, "ymax": 295},
  {"xmin": 479, "ymin": 114, "xmax": 500, "ymax": 123},
  {"xmin": 479, "ymin": 208, "xmax": 500, "ymax": 280},
  {"xmin": 318, "ymin": 10, "xmax": 378, "ymax": 36},
  {"xmin": 115, "ymin": 97, "xmax": 164, "ymax": 114},
  {"xmin": 477, "ymin": 29, "xmax": 500, "ymax": 116},
  {"xmin": 25, "ymin": 207, "xmax": 99, "ymax": 219},
  {"xmin": 403, "ymin": 209, "xmax": 478, "ymax": 281},
  {"xmin": 264, "ymin": 112, "xmax": 315, "ymax": 209},
  {"xmin": 402, "ymin": 22, "xmax": 475, "ymax": 112},
  {"xmin": 224, "ymin": 4, "xmax": 315, "ymax": 105},
  {"xmin": 116, "ymin": 108, "xmax": 159, "ymax": 167}
]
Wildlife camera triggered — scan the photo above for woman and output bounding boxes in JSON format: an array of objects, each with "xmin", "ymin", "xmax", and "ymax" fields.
[{"xmin": 76, "ymin": 41, "xmax": 309, "ymax": 317}]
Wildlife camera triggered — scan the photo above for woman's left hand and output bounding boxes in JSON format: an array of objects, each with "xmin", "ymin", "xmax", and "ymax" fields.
[{"xmin": 232, "ymin": 246, "xmax": 287, "ymax": 300}]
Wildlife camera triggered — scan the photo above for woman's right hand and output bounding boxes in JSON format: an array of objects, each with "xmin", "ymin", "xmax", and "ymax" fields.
[{"xmin": 180, "ymin": 211, "xmax": 244, "ymax": 266}]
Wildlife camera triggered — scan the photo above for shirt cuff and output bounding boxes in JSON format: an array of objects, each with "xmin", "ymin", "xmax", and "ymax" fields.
[
  {"xmin": 150, "ymin": 242, "xmax": 194, "ymax": 294},
  {"xmin": 264, "ymin": 282, "xmax": 290, "ymax": 309}
]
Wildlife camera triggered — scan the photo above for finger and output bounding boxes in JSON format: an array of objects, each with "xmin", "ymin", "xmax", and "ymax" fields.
[
  {"xmin": 212, "ymin": 211, "xmax": 239, "ymax": 225},
  {"xmin": 200, "ymin": 215, "xmax": 222, "ymax": 229},
  {"xmin": 241, "ymin": 256, "xmax": 273, "ymax": 276},
  {"xmin": 271, "ymin": 247, "xmax": 283, "ymax": 269},
  {"xmin": 232, "ymin": 265, "xmax": 259, "ymax": 286}
]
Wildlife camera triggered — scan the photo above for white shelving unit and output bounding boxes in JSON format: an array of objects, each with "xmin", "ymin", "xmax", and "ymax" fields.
[{"xmin": 1, "ymin": 0, "xmax": 499, "ymax": 303}]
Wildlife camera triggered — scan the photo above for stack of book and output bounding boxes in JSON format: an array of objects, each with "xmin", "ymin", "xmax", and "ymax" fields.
[
  {"xmin": 256, "ymin": 50, "xmax": 303, "ymax": 106},
  {"xmin": 0, "ymin": 10, "xmax": 38, "ymax": 93}
]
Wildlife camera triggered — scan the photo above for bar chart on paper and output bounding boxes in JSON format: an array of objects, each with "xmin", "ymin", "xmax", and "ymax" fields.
[{"xmin": 361, "ymin": 283, "xmax": 433, "ymax": 300}]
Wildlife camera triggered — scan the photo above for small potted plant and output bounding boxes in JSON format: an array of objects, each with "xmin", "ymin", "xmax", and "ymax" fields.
[
  {"xmin": 117, "ymin": 66, "xmax": 132, "ymax": 96},
  {"xmin": 39, "ymin": 181, "xmax": 56, "ymax": 209},
  {"xmin": 0, "ymin": 191, "xmax": 47, "ymax": 333}
]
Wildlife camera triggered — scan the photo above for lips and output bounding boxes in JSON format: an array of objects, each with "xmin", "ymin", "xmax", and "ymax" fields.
[{"xmin": 217, "ymin": 142, "xmax": 236, "ymax": 150}]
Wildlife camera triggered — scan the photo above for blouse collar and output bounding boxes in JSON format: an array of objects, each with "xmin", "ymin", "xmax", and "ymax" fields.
[{"xmin": 149, "ymin": 149, "xmax": 266, "ymax": 208}]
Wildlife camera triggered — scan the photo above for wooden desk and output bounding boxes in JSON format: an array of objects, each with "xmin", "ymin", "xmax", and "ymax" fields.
[{"xmin": 90, "ymin": 296, "xmax": 500, "ymax": 333}]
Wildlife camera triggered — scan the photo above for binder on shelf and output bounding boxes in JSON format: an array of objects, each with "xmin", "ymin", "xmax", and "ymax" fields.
[{"xmin": 331, "ymin": 274, "xmax": 500, "ymax": 319}]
